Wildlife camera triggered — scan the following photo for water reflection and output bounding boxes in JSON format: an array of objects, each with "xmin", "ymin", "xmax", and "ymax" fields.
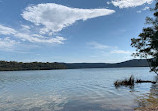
[
  {"xmin": 0, "ymin": 68, "xmax": 156, "ymax": 111},
  {"xmin": 0, "ymin": 93, "xmax": 68, "ymax": 111}
]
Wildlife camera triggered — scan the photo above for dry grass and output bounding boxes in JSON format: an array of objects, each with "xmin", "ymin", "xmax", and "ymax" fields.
[{"xmin": 135, "ymin": 96, "xmax": 158, "ymax": 111}]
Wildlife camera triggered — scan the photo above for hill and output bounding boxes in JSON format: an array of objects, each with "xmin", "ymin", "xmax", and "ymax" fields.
[
  {"xmin": 0, "ymin": 59, "xmax": 149, "ymax": 71},
  {"xmin": 65, "ymin": 59, "xmax": 149, "ymax": 69}
]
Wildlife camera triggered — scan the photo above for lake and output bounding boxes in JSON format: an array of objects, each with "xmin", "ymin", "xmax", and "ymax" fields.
[{"xmin": 0, "ymin": 67, "xmax": 157, "ymax": 111}]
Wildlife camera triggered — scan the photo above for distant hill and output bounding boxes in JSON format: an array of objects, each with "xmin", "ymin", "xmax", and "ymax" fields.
[
  {"xmin": 0, "ymin": 59, "xmax": 149, "ymax": 71},
  {"xmin": 106, "ymin": 59, "xmax": 149, "ymax": 68},
  {"xmin": 65, "ymin": 59, "xmax": 149, "ymax": 69}
]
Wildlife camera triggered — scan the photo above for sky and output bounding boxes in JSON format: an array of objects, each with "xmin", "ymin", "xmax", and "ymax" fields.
[{"xmin": 0, "ymin": 0, "xmax": 155, "ymax": 63}]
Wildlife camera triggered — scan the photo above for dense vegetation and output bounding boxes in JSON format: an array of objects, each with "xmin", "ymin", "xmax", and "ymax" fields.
[
  {"xmin": 0, "ymin": 59, "xmax": 148, "ymax": 71},
  {"xmin": 131, "ymin": 1, "xmax": 158, "ymax": 75},
  {"xmin": 0, "ymin": 61, "xmax": 66, "ymax": 71}
]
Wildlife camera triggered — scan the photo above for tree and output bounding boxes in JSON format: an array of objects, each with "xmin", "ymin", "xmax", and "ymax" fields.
[{"xmin": 131, "ymin": 1, "xmax": 158, "ymax": 75}]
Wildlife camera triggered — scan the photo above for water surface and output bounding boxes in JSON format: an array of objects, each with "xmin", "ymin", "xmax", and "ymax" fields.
[{"xmin": 0, "ymin": 67, "xmax": 157, "ymax": 111}]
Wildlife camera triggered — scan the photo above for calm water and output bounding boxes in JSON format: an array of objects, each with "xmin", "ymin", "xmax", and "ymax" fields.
[{"xmin": 0, "ymin": 67, "xmax": 157, "ymax": 111}]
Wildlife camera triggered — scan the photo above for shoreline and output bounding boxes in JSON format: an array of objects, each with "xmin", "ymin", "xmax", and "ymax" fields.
[
  {"xmin": 0, "ymin": 66, "xmax": 150, "ymax": 72},
  {"xmin": 135, "ymin": 106, "xmax": 158, "ymax": 111}
]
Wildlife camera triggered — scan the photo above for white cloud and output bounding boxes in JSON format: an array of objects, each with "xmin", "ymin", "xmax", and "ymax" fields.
[
  {"xmin": 88, "ymin": 42, "xmax": 109, "ymax": 49},
  {"xmin": 0, "ymin": 3, "xmax": 115, "ymax": 48},
  {"xmin": 0, "ymin": 24, "xmax": 66, "ymax": 44},
  {"xmin": 15, "ymin": 33, "xmax": 66, "ymax": 44},
  {"xmin": 143, "ymin": 6, "xmax": 150, "ymax": 10},
  {"xmin": 111, "ymin": 50, "xmax": 132, "ymax": 54},
  {"xmin": 21, "ymin": 25, "xmax": 31, "ymax": 30},
  {"xmin": 22, "ymin": 3, "xmax": 115, "ymax": 35},
  {"xmin": 137, "ymin": 6, "xmax": 150, "ymax": 13},
  {"xmin": 107, "ymin": 1, "xmax": 111, "ymax": 5},
  {"xmin": 0, "ymin": 25, "xmax": 16, "ymax": 35},
  {"xmin": 0, "ymin": 37, "xmax": 18, "ymax": 49},
  {"xmin": 110, "ymin": 0, "xmax": 153, "ymax": 8},
  {"xmin": 137, "ymin": 10, "xmax": 142, "ymax": 13}
]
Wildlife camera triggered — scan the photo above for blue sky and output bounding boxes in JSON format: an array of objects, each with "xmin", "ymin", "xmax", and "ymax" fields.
[{"xmin": 0, "ymin": 0, "xmax": 155, "ymax": 63}]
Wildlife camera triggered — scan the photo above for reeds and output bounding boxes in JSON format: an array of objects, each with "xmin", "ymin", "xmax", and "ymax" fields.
[
  {"xmin": 114, "ymin": 75, "xmax": 135, "ymax": 88},
  {"xmin": 114, "ymin": 75, "xmax": 156, "ymax": 89}
]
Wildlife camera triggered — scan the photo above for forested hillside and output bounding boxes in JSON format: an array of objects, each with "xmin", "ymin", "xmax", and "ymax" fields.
[
  {"xmin": 0, "ymin": 59, "xmax": 149, "ymax": 71},
  {"xmin": 0, "ymin": 61, "xmax": 66, "ymax": 71}
]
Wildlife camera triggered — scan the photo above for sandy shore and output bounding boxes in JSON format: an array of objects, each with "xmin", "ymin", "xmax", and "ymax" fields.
[
  {"xmin": 135, "ymin": 106, "xmax": 158, "ymax": 111},
  {"xmin": 135, "ymin": 94, "xmax": 158, "ymax": 111}
]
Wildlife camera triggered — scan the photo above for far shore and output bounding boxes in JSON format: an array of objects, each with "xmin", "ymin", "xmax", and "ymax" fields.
[
  {"xmin": 0, "ymin": 59, "xmax": 149, "ymax": 71},
  {"xmin": 0, "ymin": 66, "xmax": 150, "ymax": 72}
]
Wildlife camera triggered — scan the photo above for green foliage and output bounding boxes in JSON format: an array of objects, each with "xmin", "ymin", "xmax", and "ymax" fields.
[
  {"xmin": 131, "ymin": 1, "xmax": 158, "ymax": 74},
  {"xmin": 0, "ymin": 61, "xmax": 66, "ymax": 71}
]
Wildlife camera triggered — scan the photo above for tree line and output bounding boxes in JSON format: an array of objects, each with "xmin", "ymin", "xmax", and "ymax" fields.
[{"xmin": 0, "ymin": 61, "xmax": 66, "ymax": 71}]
